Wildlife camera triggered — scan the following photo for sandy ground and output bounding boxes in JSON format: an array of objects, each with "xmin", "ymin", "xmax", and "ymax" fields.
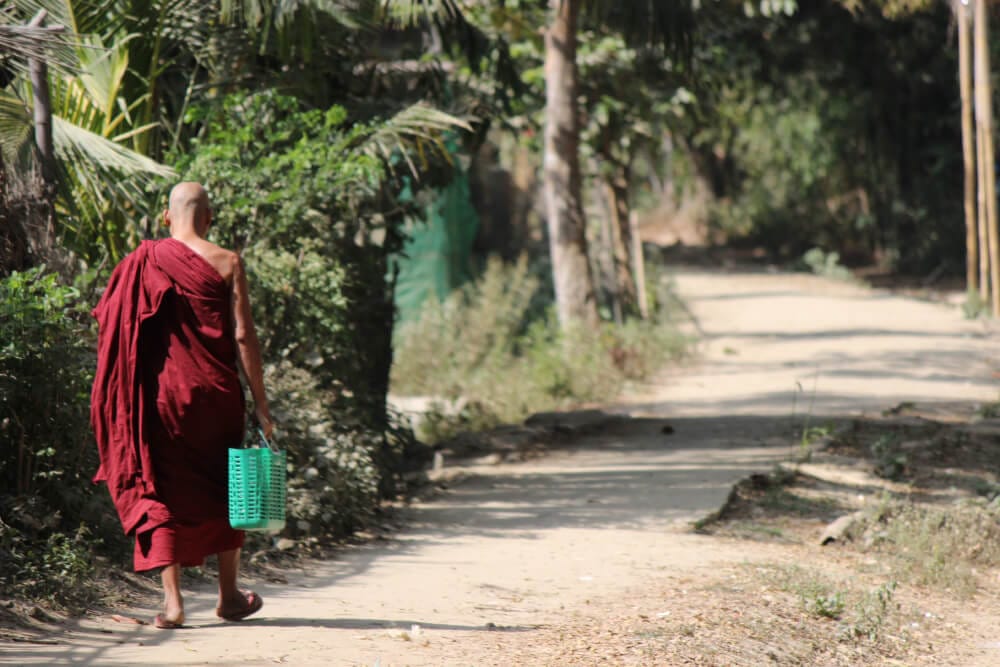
[{"xmin": 3, "ymin": 267, "xmax": 996, "ymax": 666}]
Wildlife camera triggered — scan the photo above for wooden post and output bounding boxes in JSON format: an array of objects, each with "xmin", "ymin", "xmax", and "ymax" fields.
[
  {"xmin": 959, "ymin": 1, "xmax": 978, "ymax": 293},
  {"xmin": 630, "ymin": 211, "xmax": 649, "ymax": 320},
  {"xmin": 974, "ymin": 0, "xmax": 1000, "ymax": 315}
]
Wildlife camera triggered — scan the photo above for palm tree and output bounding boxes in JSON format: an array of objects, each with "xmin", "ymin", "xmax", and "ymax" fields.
[{"xmin": 1, "ymin": 1, "xmax": 201, "ymax": 267}]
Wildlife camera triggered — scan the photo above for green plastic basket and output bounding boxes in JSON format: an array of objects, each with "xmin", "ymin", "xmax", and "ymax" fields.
[{"xmin": 228, "ymin": 430, "xmax": 286, "ymax": 532}]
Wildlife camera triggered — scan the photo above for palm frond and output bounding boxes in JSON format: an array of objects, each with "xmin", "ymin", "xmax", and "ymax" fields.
[
  {"xmin": 52, "ymin": 114, "xmax": 174, "ymax": 178},
  {"xmin": 350, "ymin": 102, "xmax": 470, "ymax": 178},
  {"xmin": 0, "ymin": 90, "xmax": 34, "ymax": 167},
  {"xmin": 379, "ymin": 0, "xmax": 463, "ymax": 27},
  {"xmin": 220, "ymin": 0, "xmax": 371, "ymax": 44},
  {"xmin": 0, "ymin": 21, "xmax": 79, "ymax": 77}
]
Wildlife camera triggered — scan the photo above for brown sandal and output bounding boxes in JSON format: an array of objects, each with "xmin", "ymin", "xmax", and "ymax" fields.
[
  {"xmin": 154, "ymin": 613, "xmax": 184, "ymax": 629},
  {"xmin": 216, "ymin": 590, "xmax": 262, "ymax": 622}
]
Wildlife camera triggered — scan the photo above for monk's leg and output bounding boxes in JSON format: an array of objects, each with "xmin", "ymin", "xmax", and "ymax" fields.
[
  {"xmin": 216, "ymin": 547, "xmax": 262, "ymax": 620},
  {"xmin": 160, "ymin": 563, "xmax": 185, "ymax": 625},
  {"xmin": 217, "ymin": 547, "xmax": 240, "ymax": 600},
  {"xmin": 217, "ymin": 548, "xmax": 245, "ymax": 610}
]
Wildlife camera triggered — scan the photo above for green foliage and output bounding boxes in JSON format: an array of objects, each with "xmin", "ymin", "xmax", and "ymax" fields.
[
  {"xmin": 975, "ymin": 400, "xmax": 1000, "ymax": 420},
  {"xmin": 681, "ymin": 1, "xmax": 962, "ymax": 272},
  {"xmin": 805, "ymin": 590, "xmax": 846, "ymax": 620},
  {"xmin": 758, "ymin": 564, "xmax": 899, "ymax": 644},
  {"xmin": 181, "ymin": 91, "xmax": 451, "ymax": 508},
  {"xmin": 392, "ymin": 257, "xmax": 689, "ymax": 439},
  {"xmin": 870, "ymin": 433, "xmax": 907, "ymax": 480},
  {"xmin": 263, "ymin": 363, "xmax": 381, "ymax": 537},
  {"xmin": 0, "ymin": 520, "xmax": 99, "ymax": 610},
  {"xmin": 0, "ymin": 268, "xmax": 93, "ymax": 499},
  {"xmin": 963, "ymin": 290, "xmax": 990, "ymax": 320},
  {"xmin": 704, "ymin": 80, "xmax": 851, "ymax": 256},
  {"xmin": 0, "ymin": 268, "xmax": 126, "ymax": 607},
  {"xmin": 800, "ymin": 248, "xmax": 856, "ymax": 283},
  {"xmin": 852, "ymin": 499, "xmax": 1000, "ymax": 596},
  {"xmin": 842, "ymin": 581, "xmax": 897, "ymax": 642}
]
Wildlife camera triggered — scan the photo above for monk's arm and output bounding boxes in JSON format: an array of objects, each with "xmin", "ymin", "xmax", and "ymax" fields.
[{"xmin": 231, "ymin": 254, "xmax": 273, "ymax": 439}]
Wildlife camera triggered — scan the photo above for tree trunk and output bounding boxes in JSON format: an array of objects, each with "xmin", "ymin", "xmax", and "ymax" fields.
[
  {"xmin": 974, "ymin": 0, "xmax": 1000, "ymax": 314},
  {"xmin": 604, "ymin": 168, "xmax": 638, "ymax": 317},
  {"xmin": 28, "ymin": 10, "xmax": 57, "ymax": 258},
  {"xmin": 959, "ymin": 1, "xmax": 978, "ymax": 293},
  {"xmin": 543, "ymin": 0, "xmax": 598, "ymax": 327}
]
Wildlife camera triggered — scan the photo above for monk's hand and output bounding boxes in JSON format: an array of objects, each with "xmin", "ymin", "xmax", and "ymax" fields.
[
  {"xmin": 255, "ymin": 408, "xmax": 274, "ymax": 441},
  {"xmin": 262, "ymin": 419, "xmax": 275, "ymax": 442}
]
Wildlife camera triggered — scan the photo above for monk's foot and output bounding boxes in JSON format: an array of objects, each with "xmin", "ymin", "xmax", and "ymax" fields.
[
  {"xmin": 216, "ymin": 589, "xmax": 263, "ymax": 622},
  {"xmin": 154, "ymin": 608, "xmax": 185, "ymax": 629}
]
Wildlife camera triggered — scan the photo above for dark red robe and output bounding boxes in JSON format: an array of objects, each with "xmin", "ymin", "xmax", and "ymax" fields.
[{"xmin": 91, "ymin": 238, "xmax": 245, "ymax": 571}]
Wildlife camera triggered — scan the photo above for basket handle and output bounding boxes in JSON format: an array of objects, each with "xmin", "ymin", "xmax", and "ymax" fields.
[
  {"xmin": 247, "ymin": 413, "xmax": 280, "ymax": 453},
  {"xmin": 254, "ymin": 427, "xmax": 281, "ymax": 454}
]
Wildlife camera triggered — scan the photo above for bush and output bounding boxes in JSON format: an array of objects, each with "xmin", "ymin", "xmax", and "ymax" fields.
[
  {"xmin": 262, "ymin": 363, "xmax": 381, "ymax": 537},
  {"xmin": 391, "ymin": 257, "xmax": 689, "ymax": 439},
  {"xmin": 849, "ymin": 498, "xmax": 1000, "ymax": 597},
  {"xmin": 0, "ymin": 268, "xmax": 93, "ymax": 499},
  {"xmin": 180, "ymin": 91, "xmax": 445, "ymax": 527},
  {"xmin": 0, "ymin": 268, "xmax": 125, "ymax": 606}
]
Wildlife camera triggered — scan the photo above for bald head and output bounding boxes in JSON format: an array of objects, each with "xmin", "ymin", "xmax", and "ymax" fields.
[{"xmin": 165, "ymin": 182, "xmax": 212, "ymax": 237}]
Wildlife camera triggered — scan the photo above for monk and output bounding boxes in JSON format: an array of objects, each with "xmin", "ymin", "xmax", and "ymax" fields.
[{"xmin": 91, "ymin": 182, "xmax": 274, "ymax": 629}]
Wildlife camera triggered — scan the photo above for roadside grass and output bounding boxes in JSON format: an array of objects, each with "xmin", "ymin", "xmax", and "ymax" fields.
[
  {"xmin": 687, "ymin": 405, "xmax": 1000, "ymax": 658},
  {"xmin": 754, "ymin": 563, "xmax": 898, "ymax": 642},
  {"xmin": 391, "ymin": 256, "xmax": 691, "ymax": 443},
  {"xmin": 849, "ymin": 498, "xmax": 1000, "ymax": 597}
]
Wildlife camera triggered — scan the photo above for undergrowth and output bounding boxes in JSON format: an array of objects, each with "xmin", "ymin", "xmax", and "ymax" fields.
[
  {"xmin": 755, "ymin": 563, "xmax": 899, "ymax": 643},
  {"xmin": 848, "ymin": 497, "xmax": 1000, "ymax": 597},
  {"xmin": 391, "ymin": 256, "xmax": 690, "ymax": 441}
]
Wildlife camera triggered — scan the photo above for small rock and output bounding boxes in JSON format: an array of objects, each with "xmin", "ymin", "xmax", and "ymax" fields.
[
  {"xmin": 275, "ymin": 538, "xmax": 297, "ymax": 551},
  {"xmin": 661, "ymin": 424, "xmax": 675, "ymax": 435},
  {"xmin": 27, "ymin": 606, "xmax": 55, "ymax": 622},
  {"xmin": 819, "ymin": 511, "xmax": 865, "ymax": 545}
]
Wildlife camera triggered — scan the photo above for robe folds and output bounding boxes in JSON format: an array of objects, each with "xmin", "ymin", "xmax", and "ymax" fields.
[{"xmin": 91, "ymin": 238, "xmax": 245, "ymax": 571}]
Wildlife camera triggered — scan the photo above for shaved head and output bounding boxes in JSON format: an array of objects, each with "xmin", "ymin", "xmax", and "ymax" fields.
[{"xmin": 168, "ymin": 182, "xmax": 211, "ymax": 223}]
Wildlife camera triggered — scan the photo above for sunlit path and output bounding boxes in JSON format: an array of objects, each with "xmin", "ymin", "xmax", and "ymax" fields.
[{"xmin": 4, "ymin": 269, "xmax": 996, "ymax": 667}]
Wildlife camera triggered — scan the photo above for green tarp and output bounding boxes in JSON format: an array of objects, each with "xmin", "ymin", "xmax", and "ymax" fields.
[{"xmin": 393, "ymin": 165, "xmax": 480, "ymax": 323}]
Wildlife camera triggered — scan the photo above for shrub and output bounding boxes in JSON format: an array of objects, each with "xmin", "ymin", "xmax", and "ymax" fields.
[
  {"xmin": 0, "ymin": 268, "xmax": 125, "ymax": 606},
  {"xmin": 180, "ymin": 91, "xmax": 447, "ymax": 524},
  {"xmin": 0, "ymin": 268, "xmax": 93, "ymax": 500},
  {"xmin": 263, "ymin": 363, "xmax": 382, "ymax": 537},
  {"xmin": 391, "ymin": 257, "xmax": 689, "ymax": 439},
  {"xmin": 851, "ymin": 498, "xmax": 1000, "ymax": 596}
]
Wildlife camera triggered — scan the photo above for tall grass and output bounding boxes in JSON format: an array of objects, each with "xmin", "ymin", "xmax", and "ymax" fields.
[{"xmin": 391, "ymin": 257, "xmax": 689, "ymax": 439}]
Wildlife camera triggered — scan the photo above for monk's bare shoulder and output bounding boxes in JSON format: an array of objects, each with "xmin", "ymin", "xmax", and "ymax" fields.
[{"xmin": 187, "ymin": 238, "xmax": 238, "ymax": 284}]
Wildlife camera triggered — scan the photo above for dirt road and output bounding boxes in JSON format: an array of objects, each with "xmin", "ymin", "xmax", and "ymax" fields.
[{"xmin": 4, "ymin": 268, "xmax": 996, "ymax": 666}]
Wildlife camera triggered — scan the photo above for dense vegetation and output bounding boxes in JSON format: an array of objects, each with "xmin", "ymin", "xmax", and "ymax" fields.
[{"xmin": 0, "ymin": 0, "xmax": 984, "ymax": 608}]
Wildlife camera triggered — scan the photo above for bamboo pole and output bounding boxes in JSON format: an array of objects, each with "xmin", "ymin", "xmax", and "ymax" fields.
[
  {"xmin": 959, "ymin": 1, "xmax": 978, "ymax": 293},
  {"xmin": 974, "ymin": 0, "xmax": 1000, "ymax": 315},
  {"xmin": 976, "ymin": 87, "xmax": 991, "ymax": 300}
]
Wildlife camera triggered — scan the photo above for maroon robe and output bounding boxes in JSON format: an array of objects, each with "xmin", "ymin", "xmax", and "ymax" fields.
[{"xmin": 91, "ymin": 238, "xmax": 245, "ymax": 571}]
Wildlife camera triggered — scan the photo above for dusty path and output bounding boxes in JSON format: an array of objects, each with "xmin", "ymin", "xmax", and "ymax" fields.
[{"xmin": 4, "ymin": 268, "xmax": 996, "ymax": 666}]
